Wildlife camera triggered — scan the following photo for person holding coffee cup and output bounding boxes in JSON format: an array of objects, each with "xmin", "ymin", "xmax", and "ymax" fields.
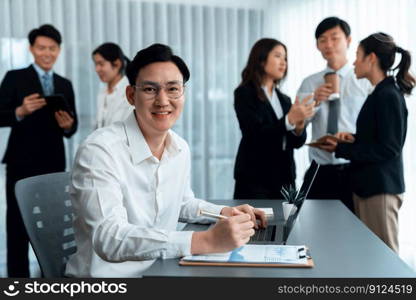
[
  {"xmin": 296, "ymin": 17, "xmax": 372, "ymax": 213},
  {"xmin": 317, "ymin": 32, "xmax": 414, "ymax": 253}
]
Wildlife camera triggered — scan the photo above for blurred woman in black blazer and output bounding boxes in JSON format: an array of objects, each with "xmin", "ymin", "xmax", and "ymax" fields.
[
  {"xmin": 233, "ymin": 38, "xmax": 315, "ymax": 199},
  {"xmin": 319, "ymin": 33, "xmax": 415, "ymax": 252}
]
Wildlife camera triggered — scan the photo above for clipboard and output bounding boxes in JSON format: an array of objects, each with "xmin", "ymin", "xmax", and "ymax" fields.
[
  {"xmin": 179, "ymin": 245, "xmax": 314, "ymax": 268},
  {"xmin": 179, "ymin": 258, "xmax": 314, "ymax": 268}
]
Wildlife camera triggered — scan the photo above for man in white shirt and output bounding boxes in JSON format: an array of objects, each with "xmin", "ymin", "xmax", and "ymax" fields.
[
  {"xmin": 65, "ymin": 44, "xmax": 266, "ymax": 278},
  {"xmin": 297, "ymin": 17, "xmax": 372, "ymax": 212}
]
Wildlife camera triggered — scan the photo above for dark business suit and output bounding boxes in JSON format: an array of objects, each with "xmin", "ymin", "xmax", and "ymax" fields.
[
  {"xmin": 335, "ymin": 76, "xmax": 406, "ymax": 252},
  {"xmin": 233, "ymin": 82, "xmax": 306, "ymax": 199},
  {"xmin": 0, "ymin": 65, "xmax": 77, "ymax": 277},
  {"xmin": 335, "ymin": 76, "xmax": 407, "ymax": 197}
]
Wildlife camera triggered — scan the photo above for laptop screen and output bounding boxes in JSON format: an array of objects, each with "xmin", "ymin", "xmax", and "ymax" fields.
[{"xmin": 283, "ymin": 160, "xmax": 320, "ymax": 244}]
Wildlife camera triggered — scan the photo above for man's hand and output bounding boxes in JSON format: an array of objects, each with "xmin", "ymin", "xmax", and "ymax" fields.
[
  {"xmin": 15, "ymin": 93, "xmax": 46, "ymax": 118},
  {"xmin": 221, "ymin": 204, "xmax": 267, "ymax": 229},
  {"xmin": 55, "ymin": 110, "xmax": 74, "ymax": 130},
  {"xmin": 314, "ymin": 83, "xmax": 333, "ymax": 104},
  {"xmin": 191, "ymin": 213, "xmax": 255, "ymax": 254}
]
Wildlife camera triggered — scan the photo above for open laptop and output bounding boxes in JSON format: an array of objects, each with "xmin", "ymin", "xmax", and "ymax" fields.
[
  {"xmin": 248, "ymin": 159, "xmax": 320, "ymax": 245},
  {"xmin": 182, "ymin": 160, "xmax": 319, "ymax": 244}
]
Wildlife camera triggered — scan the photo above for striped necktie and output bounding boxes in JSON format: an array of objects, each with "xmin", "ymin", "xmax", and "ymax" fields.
[{"xmin": 42, "ymin": 73, "xmax": 53, "ymax": 96}]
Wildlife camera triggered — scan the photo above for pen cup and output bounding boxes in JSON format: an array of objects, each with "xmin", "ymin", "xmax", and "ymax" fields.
[{"xmin": 282, "ymin": 202, "xmax": 296, "ymax": 221}]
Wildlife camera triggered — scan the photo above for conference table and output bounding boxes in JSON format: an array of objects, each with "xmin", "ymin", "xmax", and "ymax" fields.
[{"xmin": 142, "ymin": 200, "xmax": 416, "ymax": 278}]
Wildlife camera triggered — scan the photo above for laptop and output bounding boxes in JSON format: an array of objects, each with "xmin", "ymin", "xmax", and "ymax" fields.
[
  {"xmin": 182, "ymin": 160, "xmax": 320, "ymax": 245},
  {"xmin": 248, "ymin": 160, "xmax": 320, "ymax": 245}
]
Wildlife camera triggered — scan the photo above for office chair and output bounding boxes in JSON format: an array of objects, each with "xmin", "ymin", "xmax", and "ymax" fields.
[{"xmin": 15, "ymin": 171, "xmax": 77, "ymax": 278}]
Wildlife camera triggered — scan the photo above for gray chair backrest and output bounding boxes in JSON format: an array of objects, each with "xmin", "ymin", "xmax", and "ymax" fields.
[{"xmin": 15, "ymin": 172, "xmax": 76, "ymax": 278}]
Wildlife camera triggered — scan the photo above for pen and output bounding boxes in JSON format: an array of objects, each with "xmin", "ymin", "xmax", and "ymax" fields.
[{"xmin": 199, "ymin": 209, "xmax": 228, "ymax": 220}]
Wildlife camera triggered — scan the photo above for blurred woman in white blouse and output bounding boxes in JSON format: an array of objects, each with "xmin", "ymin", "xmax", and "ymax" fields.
[{"xmin": 92, "ymin": 42, "xmax": 133, "ymax": 128}]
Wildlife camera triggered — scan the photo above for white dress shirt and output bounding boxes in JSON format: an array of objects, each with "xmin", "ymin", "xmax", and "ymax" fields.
[
  {"xmin": 262, "ymin": 86, "xmax": 296, "ymax": 150},
  {"xmin": 65, "ymin": 112, "xmax": 225, "ymax": 278},
  {"xmin": 262, "ymin": 86, "xmax": 295, "ymax": 132},
  {"xmin": 96, "ymin": 76, "xmax": 133, "ymax": 128},
  {"xmin": 297, "ymin": 64, "xmax": 373, "ymax": 165}
]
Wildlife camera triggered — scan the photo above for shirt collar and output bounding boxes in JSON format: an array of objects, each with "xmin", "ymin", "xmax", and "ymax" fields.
[
  {"xmin": 123, "ymin": 111, "xmax": 182, "ymax": 164},
  {"xmin": 325, "ymin": 62, "xmax": 351, "ymax": 78},
  {"xmin": 32, "ymin": 63, "xmax": 54, "ymax": 78},
  {"xmin": 261, "ymin": 85, "xmax": 276, "ymax": 100},
  {"xmin": 107, "ymin": 76, "xmax": 128, "ymax": 93},
  {"xmin": 116, "ymin": 76, "xmax": 129, "ymax": 90},
  {"xmin": 163, "ymin": 131, "xmax": 182, "ymax": 159}
]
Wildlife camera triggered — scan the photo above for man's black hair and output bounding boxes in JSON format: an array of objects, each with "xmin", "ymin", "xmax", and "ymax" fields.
[
  {"xmin": 315, "ymin": 17, "xmax": 351, "ymax": 39},
  {"xmin": 28, "ymin": 24, "xmax": 62, "ymax": 46},
  {"xmin": 126, "ymin": 43, "xmax": 190, "ymax": 85}
]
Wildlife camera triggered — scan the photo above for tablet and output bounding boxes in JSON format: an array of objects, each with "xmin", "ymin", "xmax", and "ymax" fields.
[
  {"xmin": 44, "ymin": 94, "xmax": 73, "ymax": 116},
  {"xmin": 306, "ymin": 134, "xmax": 353, "ymax": 147}
]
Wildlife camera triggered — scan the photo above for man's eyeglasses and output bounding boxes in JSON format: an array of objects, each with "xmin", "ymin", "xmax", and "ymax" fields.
[{"xmin": 133, "ymin": 81, "xmax": 185, "ymax": 100}]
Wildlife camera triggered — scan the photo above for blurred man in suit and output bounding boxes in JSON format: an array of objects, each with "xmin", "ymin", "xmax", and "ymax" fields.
[{"xmin": 0, "ymin": 24, "xmax": 77, "ymax": 277}]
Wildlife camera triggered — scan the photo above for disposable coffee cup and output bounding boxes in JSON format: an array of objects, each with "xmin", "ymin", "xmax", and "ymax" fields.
[{"xmin": 324, "ymin": 72, "xmax": 340, "ymax": 100}]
